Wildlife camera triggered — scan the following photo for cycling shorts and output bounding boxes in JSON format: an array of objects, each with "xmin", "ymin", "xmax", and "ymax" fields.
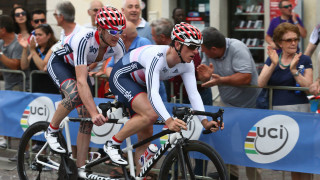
[
  {"xmin": 47, "ymin": 53, "xmax": 94, "ymax": 95},
  {"xmin": 109, "ymin": 60, "xmax": 146, "ymax": 116}
]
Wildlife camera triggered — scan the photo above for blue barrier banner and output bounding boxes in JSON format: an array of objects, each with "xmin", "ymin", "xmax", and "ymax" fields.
[{"xmin": 0, "ymin": 90, "xmax": 320, "ymax": 174}]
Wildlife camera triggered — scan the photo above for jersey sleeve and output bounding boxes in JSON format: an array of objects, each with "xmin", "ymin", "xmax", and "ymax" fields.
[
  {"xmin": 181, "ymin": 63, "xmax": 206, "ymax": 121},
  {"xmin": 71, "ymin": 31, "xmax": 94, "ymax": 66},
  {"xmin": 145, "ymin": 56, "xmax": 171, "ymax": 121}
]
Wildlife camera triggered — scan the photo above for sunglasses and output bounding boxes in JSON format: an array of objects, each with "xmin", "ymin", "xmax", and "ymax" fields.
[
  {"xmin": 15, "ymin": 11, "xmax": 26, "ymax": 17},
  {"xmin": 281, "ymin": 4, "xmax": 292, "ymax": 9},
  {"xmin": 33, "ymin": 19, "xmax": 46, "ymax": 24},
  {"xmin": 90, "ymin": 8, "xmax": 99, "ymax": 12},
  {"xmin": 281, "ymin": 38, "xmax": 299, "ymax": 43},
  {"xmin": 182, "ymin": 43, "xmax": 200, "ymax": 50},
  {"xmin": 106, "ymin": 29, "xmax": 123, "ymax": 36}
]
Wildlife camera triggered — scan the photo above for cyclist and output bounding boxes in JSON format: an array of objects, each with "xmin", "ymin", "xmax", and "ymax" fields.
[
  {"xmin": 104, "ymin": 22, "xmax": 224, "ymax": 171},
  {"xmin": 44, "ymin": 6, "xmax": 126, "ymax": 167}
]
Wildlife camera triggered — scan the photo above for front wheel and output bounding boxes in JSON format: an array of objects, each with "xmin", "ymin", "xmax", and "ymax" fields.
[
  {"xmin": 159, "ymin": 140, "xmax": 228, "ymax": 180},
  {"xmin": 17, "ymin": 121, "xmax": 63, "ymax": 180}
]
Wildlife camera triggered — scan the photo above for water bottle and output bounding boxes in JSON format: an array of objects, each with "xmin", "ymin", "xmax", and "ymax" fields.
[
  {"xmin": 295, "ymin": 67, "xmax": 304, "ymax": 94},
  {"xmin": 138, "ymin": 144, "xmax": 158, "ymax": 166}
]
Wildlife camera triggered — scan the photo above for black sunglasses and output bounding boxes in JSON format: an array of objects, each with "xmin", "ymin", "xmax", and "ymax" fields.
[
  {"xmin": 281, "ymin": 4, "xmax": 292, "ymax": 9},
  {"xmin": 91, "ymin": 8, "xmax": 99, "ymax": 12},
  {"xmin": 15, "ymin": 11, "xmax": 26, "ymax": 17},
  {"xmin": 33, "ymin": 19, "xmax": 46, "ymax": 24}
]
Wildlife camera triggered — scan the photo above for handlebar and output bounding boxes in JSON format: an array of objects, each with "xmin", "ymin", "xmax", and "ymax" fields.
[{"xmin": 173, "ymin": 106, "xmax": 224, "ymax": 134}]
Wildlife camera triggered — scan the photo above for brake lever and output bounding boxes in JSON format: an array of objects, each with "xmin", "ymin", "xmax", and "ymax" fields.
[{"xmin": 203, "ymin": 108, "xmax": 224, "ymax": 134}]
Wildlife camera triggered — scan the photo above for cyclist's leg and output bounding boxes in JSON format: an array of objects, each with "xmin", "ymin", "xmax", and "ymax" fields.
[
  {"xmin": 46, "ymin": 54, "xmax": 82, "ymax": 153},
  {"xmin": 105, "ymin": 61, "xmax": 158, "ymax": 165},
  {"xmin": 76, "ymin": 105, "xmax": 93, "ymax": 167}
]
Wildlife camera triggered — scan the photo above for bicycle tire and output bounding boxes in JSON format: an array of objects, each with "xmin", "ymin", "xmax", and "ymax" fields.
[
  {"xmin": 17, "ymin": 121, "xmax": 64, "ymax": 180},
  {"xmin": 159, "ymin": 140, "xmax": 228, "ymax": 180}
]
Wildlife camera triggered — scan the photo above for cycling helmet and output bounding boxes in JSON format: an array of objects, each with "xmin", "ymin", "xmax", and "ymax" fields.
[
  {"xmin": 171, "ymin": 22, "xmax": 203, "ymax": 46},
  {"xmin": 96, "ymin": 6, "xmax": 126, "ymax": 31}
]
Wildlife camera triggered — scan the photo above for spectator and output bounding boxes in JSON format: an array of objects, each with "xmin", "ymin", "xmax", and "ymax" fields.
[
  {"xmin": 43, "ymin": 1, "xmax": 83, "ymax": 72},
  {"xmin": 265, "ymin": 0, "xmax": 306, "ymax": 51},
  {"xmin": 18, "ymin": 24, "xmax": 59, "ymax": 94},
  {"xmin": 304, "ymin": 24, "xmax": 320, "ymax": 95},
  {"xmin": 0, "ymin": 15, "xmax": 24, "ymax": 91},
  {"xmin": 10, "ymin": 7, "xmax": 33, "ymax": 40},
  {"xmin": 0, "ymin": 15, "xmax": 24, "ymax": 153},
  {"xmin": 259, "ymin": 22, "xmax": 313, "ymax": 180},
  {"xmin": 172, "ymin": 7, "xmax": 186, "ymax": 25},
  {"xmin": 197, "ymin": 27, "xmax": 261, "ymax": 180},
  {"xmin": 84, "ymin": 0, "xmax": 103, "ymax": 29},
  {"xmin": 121, "ymin": 0, "xmax": 154, "ymax": 44},
  {"xmin": 30, "ymin": 9, "xmax": 47, "ymax": 29}
]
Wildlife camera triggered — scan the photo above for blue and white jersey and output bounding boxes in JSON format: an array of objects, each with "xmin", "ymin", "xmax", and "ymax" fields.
[
  {"xmin": 55, "ymin": 27, "xmax": 125, "ymax": 67},
  {"xmin": 122, "ymin": 45, "xmax": 206, "ymax": 121}
]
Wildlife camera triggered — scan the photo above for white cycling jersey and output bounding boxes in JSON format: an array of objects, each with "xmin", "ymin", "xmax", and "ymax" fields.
[
  {"xmin": 309, "ymin": 23, "xmax": 320, "ymax": 45},
  {"xmin": 124, "ymin": 45, "xmax": 206, "ymax": 121},
  {"xmin": 55, "ymin": 27, "xmax": 125, "ymax": 67}
]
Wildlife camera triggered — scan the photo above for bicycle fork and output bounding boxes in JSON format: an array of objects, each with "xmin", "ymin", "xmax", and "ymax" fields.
[{"xmin": 176, "ymin": 138, "xmax": 195, "ymax": 180}]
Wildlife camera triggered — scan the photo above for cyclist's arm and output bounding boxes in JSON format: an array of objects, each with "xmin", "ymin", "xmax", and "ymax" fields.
[
  {"xmin": 181, "ymin": 65, "xmax": 206, "ymax": 121},
  {"xmin": 75, "ymin": 65, "xmax": 99, "ymax": 117}
]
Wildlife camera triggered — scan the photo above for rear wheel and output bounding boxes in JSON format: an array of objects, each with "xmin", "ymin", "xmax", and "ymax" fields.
[
  {"xmin": 159, "ymin": 140, "xmax": 228, "ymax": 180},
  {"xmin": 17, "ymin": 121, "xmax": 64, "ymax": 180}
]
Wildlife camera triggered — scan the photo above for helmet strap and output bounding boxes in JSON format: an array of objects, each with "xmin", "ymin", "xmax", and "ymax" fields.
[
  {"xmin": 174, "ymin": 43, "xmax": 185, "ymax": 63},
  {"xmin": 100, "ymin": 29, "xmax": 110, "ymax": 46}
]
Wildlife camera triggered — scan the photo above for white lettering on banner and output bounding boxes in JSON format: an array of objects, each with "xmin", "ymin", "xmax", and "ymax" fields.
[
  {"xmin": 20, "ymin": 96, "xmax": 55, "ymax": 132},
  {"xmin": 244, "ymin": 115, "xmax": 299, "ymax": 163}
]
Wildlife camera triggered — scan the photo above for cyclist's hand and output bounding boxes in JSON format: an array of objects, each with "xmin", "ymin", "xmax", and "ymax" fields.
[
  {"xmin": 165, "ymin": 118, "xmax": 187, "ymax": 132},
  {"xmin": 202, "ymin": 119, "xmax": 223, "ymax": 132},
  {"xmin": 91, "ymin": 114, "xmax": 107, "ymax": 126}
]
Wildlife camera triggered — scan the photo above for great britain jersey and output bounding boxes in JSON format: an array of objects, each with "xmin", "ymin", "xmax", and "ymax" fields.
[
  {"xmin": 120, "ymin": 45, "xmax": 206, "ymax": 121},
  {"xmin": 54, "ymin": 27, "xmax": 125, "ymax": 67}
]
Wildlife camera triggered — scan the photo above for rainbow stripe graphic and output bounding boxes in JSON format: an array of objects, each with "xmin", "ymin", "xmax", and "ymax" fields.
[
  {"xmin": 160, "ymin": 125, "xmax": 168, "ymax": 146},
  {"xmin": 245, "ymin": 126, "xmax": 258, "ymax": 155},
  {"xmin": 20, "ymin": 106, "xmax": 30, "ymax": 129}
]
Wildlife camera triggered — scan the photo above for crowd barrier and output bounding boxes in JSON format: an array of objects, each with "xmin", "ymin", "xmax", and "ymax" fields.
[
  {"xmin": 0, "ymin": 90, "xmax": 320, "ymax": 174},
  {"xmin": 0, "ymin": 69, "xmax": 26, "ymax": 92}
]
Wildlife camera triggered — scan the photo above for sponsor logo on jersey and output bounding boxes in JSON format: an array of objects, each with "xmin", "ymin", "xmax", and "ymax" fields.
[
  {"xmin": 86, "ymin": 32, "xmax": 94, "ymax": 39},
  {"xmin": 173, "ymin": 69, "xmax": 179, "ymax": 73},
  {"xmin": 108, "ymin": 48, "xmax": 114, "ymax": 54},
  {"xmin": 89, "ymin": 46, "xmax": 98, "ymax": 54},
  {"xmin": 162, "ymin": 67, "xmax": 168, "ymax": 73},
  {"xmin": 245, "ymin": 115, "xmax": 299, "ymax": 163}
]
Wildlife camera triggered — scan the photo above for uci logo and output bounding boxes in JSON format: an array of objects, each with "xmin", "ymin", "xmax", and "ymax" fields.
[
  {"xmin": 244, "ymin": 115, "xmax": 299, "ymax": 163},
  {"xmin": 20, "ymin": 97, "xmax": 55, "ymax": 132}
]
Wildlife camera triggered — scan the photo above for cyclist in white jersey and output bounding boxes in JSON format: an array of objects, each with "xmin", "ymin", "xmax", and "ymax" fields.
[
  {"xmin": 105, "ymin": 22, "xmax": 224, "ymax": 171},
  {"xmin": 44, "ymin": 6, "xmax": 126, "ymax": 167}
]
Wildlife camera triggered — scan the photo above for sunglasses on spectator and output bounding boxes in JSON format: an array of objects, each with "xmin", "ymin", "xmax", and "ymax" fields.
[
  {"xmin": 281, "ymin": 4, "xmax": 292, "ymax": 9},
  {"xmin": 15, "ymin": 11, "xmax": 26, "ymax": 17},
  {"xmin": 33, "ymin": 19, "xmax": 46, "ymax": 24},
  {"xmin": 106, "ymin": 29, "xmax": 123, "ymax": 36},
  {"xmin": 281, "ymin": 38, "xmax": 299, "ymax": 43},
  {"xmin": 90, "ymin": 8, "xmax": 99, "ymax": 12}
]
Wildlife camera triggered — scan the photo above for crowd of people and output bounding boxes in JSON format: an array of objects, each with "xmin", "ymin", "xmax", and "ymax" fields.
[{"xmin": 0, "ymin": 0, "xmax": 320, "ymax": 179}]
